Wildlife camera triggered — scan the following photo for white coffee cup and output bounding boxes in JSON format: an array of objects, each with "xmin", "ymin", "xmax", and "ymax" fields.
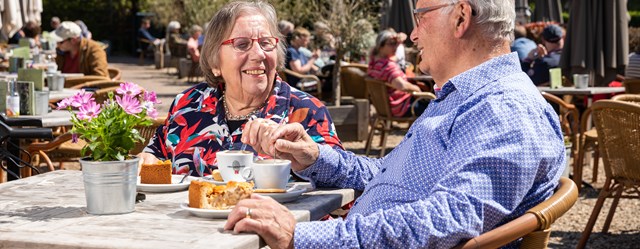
[
  {"xmin": 241, "ymin": 159, "xmax": 291, "ymax": 190},
  {"xmin": 216, "ymin": 150, "xmax": 253, "ymax": 182}
]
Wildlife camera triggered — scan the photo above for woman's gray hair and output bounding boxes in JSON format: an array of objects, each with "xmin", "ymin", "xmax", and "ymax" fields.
[
  {"xmin": 442, "ymin": 0, "xmax": 515, "ymax": 42},
  {"xmin": 190, "ymin": 25, "xmax": 203, "ymax": 36},
  {"xmin": 371, "ymin": 29, "xmax": 397, "ymax": 57},
  {"xmin": 200, "ymin": 0, "xmax": 286, "ymax": 87}
]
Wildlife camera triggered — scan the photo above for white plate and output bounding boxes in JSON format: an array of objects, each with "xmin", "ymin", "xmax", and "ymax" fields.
[
  {"xmin": 180, "ymin": 202, "xmax": 231, "ymax": 219},
  {"xmin": 136, "ymin": 175, "xmax": 193, "ymax": 193},
  {"xmin": 258, "ymin": 188, "xmax": 307, "ymax": 203}
]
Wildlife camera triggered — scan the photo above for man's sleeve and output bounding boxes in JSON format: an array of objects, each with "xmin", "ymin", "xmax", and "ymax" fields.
[
  {"xmin": 88, "ymin": 43, "xmax": 109, "ymax": 77},
  {"xmin": 293, "ymin": 95, "xmax": 563, "ymax": 248}
]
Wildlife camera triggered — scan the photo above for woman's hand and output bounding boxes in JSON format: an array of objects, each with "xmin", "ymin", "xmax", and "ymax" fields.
[
  {"xmin": 224, "ymin": 195, "xmax": 295, "ymax": 249},
  {"xmin": 136, "ymin": 152, "xmax": 159, "ymax": 175},
  {"xmin": 242, "ymin": 119, "xmax": 319, "ymax": 171}
]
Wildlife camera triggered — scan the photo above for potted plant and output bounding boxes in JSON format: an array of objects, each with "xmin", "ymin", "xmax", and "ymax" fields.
[{"xmin": 57, "ymin": 82, "xmax": 160, "ymax": 215}]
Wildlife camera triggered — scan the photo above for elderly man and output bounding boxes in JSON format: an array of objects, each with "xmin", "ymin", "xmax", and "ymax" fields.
[
  {"xmin": 51, "ymin": 21, "xmax": 108, "ymax": 77},
  {"xmin": 226, "ymin": 0, "xmax": 564, "ymax": 248}
]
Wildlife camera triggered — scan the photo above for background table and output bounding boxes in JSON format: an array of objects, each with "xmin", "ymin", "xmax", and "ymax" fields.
[{"xmin": 0, "ymin": 171, "xmax": 354, "ymax": 249}]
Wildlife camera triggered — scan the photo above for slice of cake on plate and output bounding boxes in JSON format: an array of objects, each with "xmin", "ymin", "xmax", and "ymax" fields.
[{"xmin": 140, "ymin": 160, "xmax": 172, "ymax": 184}]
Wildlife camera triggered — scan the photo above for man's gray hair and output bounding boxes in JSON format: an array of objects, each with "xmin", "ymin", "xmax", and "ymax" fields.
[
  {"xmin": 442, "ymin": 0, "xmax": 515, "ymax": 42},
  {"xmin": 200, "ymin": 0, "xmax": 286, "ymax": 87}
]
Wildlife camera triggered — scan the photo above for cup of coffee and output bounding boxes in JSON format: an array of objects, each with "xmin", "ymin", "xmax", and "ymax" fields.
[
  {"xmin": 241, "ymin": 159, "xmax": 291, "ymax": 190},
  {"xmin": 215, "ymin": 150, "xmax": 253, "ymax": 182}
]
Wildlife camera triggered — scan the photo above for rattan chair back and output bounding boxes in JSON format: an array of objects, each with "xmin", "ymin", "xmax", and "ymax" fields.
[
  {"xmin": 130, "ymin": 117, "xmax": 166, "ymax": 155},
  {"xmin": 612, "ymin": 93, "xmax": 640, "ymax": 104},
  {"xmin": 577, "ymin": 100, "xmax": 640, "ymax": 248},
  {"xmin": 456, "ymin": 177, "xmax": 578, "ymax": 249},
  {"xmin": 340, "ymin": 64, "xmax": 368, "ymax": 99}
]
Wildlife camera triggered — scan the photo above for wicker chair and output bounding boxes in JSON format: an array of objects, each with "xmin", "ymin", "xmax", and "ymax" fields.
[
  {"xmin": 541, "ymin": 92, "xmax": 580, "ymax": 161},
  {"xmin": 279, "ymin": 68, "xmax": 322, "ymax": 98},
  {"xmin": 339, "ymin": 64, "xmax": 368, "ymax": 99},
  {"xmin": 623, "ymin": 78, "xmax": 640, "ymax": 94},
  {"xmin": 130, "ymin": 117, "xmax": 166, "ymax": 155},
  {"xmin": 577, "ymin": 100, "xmax": 640, "ymax": 249},
  {"xmin": 364, "ymin": 77, "xmax": 436, "ymax": 157},
  {"xmin": 455, "ymin": 177, "xmax": 578, "ymax": 249},
  {"xmin": 612, "ymin": 93, "xmax": 640, "ymax": 104},
  {"xmin": 138, "ymin": 38, "xmax": 153, "ymax": 65},
  {"xmin": 64, "ymin": 75, "xmax": 111, "ymax": 88},
  {"xmin": 108, "ymin": 67, "xmax": 122, "ymax": 81},
  {"xmin": 575, "ymin": 94, "xmax": 640, "ymax": 191}
]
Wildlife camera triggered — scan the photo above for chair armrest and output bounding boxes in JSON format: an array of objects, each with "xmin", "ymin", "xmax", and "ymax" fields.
[
  {"xmin": 411, "ymin": 91, "xmax": 436, "ymax": 100},
  {"xmin": 282, "ymin": 68, "xmax": 321, "ymax": 82}
]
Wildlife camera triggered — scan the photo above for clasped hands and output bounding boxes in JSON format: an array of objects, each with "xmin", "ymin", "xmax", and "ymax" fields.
[{"xmin": 224, "ymin": 118, "xmax": 320, "ymax": 249}]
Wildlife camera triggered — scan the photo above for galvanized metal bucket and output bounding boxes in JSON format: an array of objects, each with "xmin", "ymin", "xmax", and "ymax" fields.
[{"xmin": 80, "ymin": 157, "xmax": 139, "ymax": 215}]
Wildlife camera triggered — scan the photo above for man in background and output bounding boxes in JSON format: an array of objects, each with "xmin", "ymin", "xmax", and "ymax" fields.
[{"xmin": 51, "ymin": 21, "xmax": 108, "ymax": 77}]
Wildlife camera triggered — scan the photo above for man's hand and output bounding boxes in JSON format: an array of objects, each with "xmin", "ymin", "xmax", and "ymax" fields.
[
  {"xmin": 224, "ymin": 195, "xmax": 296, "ymax": 249},
  {"xmin": 242, "ymin": 119, "xmax": 319, "ymax": 171}
]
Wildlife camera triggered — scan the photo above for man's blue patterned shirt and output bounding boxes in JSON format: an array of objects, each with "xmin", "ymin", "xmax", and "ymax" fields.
[{"xmin": 294, "ymin": 52, "xmax": 564, "ymax": 248}]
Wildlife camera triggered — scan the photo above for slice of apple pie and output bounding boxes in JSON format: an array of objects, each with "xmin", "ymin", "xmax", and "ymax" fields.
[{"xmin": 188, "ymin": 180, "xmax": 254, "ymax": 209}]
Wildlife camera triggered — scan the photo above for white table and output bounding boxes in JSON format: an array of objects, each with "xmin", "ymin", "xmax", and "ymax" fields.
[
  {"xmin": 537, "ymin": 86, "xmax": 626, "ymax": 105},
  {"xmin": 9, "ymin": 110, "xmax": 72, "ymax": 128},
  {"xmin": 49, "ymin": 88, "xmax": 81, "ymax": 101},
  {"xmin": 0, "ymin": 171, "xmax": 354, "ymax": 249}
]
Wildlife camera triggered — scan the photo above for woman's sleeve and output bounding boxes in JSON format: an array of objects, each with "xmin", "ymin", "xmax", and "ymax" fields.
[{"xmin": 288, "ymin": 98, "xmax": 343, "ymax": 150}]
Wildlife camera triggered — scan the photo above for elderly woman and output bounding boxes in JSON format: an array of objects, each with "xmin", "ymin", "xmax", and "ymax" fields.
[
  {"xmin": 138, "ymin": 0, "xmax": 343, "ymax": 177},
  {"xmin": 368, "ymin": 29, "xmax": 427, "ymax": 117}
]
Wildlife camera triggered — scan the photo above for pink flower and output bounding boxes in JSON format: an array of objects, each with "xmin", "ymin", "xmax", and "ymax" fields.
[
  {"xmin": 116, "ymin": 94, "xmax": 143, "ymax": 114},
  {"xmin": 116, "ymin": 82, "xmax": 143, "ymax": 97},
  {"xmin": 143, "ymin": 91, "xmax": 161, "ymax": 104},
  {"xmin": 71, "ymin": 90, "xmax": 95, "ymax": 108},
  {"xmin": 146, "ymin": 107, "xmax": 158, "ymax": 119},
  {"xmin": 56, "ymin": 98, "xmax": 73, "ymax": 110},
  {"xmin": 77, "ymin": 101, "xmax": 101, "ymax": 121}
]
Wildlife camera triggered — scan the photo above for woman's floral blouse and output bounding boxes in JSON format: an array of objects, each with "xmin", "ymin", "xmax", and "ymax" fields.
[{"xmin": 144, "ymin": 78, "xmax": 343, "ymax": 177}]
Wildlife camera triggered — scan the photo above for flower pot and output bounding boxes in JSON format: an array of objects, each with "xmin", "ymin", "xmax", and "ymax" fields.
[{"xmin": 80, "ymin": 157, "xmax": 139, "ymax": 215}]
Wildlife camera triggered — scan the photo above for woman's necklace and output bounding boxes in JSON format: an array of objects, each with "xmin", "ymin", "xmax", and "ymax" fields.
[{"xmin": 222, "ymin": 95, "xmax": 265, "ymax": 121}]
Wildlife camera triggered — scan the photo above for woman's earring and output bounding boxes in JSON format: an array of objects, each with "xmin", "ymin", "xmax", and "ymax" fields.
[{"xmin": 212, "ymin": 69, "xmax": 221, "ymax": 77}]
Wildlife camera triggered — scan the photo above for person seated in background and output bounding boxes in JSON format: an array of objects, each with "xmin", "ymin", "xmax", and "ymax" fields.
[
  {"xmin": 368, "ymin": 29, "xmax": 427, "ymax": 117},
  {"xmin": 393, "ymin": 31, "xmax": 408, "ymax": 73},
  {"xmin": 626, "ymin": 28, "xmax": 640, "ymax": 79},
  {"xmin": 187, "ymin": 24, "xmax": 203, "ymax": 63},
  {"xmin": 22, "ymin": 21, "xmax": 42, "ymax": 49},
  {"xmin": 137, "ymin": 1, "xmax": 342, "ymax": 177},
  {"xmin": 50, "ymin": 17, "xmax": 61, "ymax": 32},
  {"xmin": 138, "ymin": 18, "xmax": 163, "ymax": 46},
  {"xmin": 74, "ymin": 20, "xmax": 92, "ymax": 40},
  {"xmin": 511, "ymin": 23, "xmax": 537, "ymax": 71},
  {"xmin": 51, "ymin": 21, "xmax": 108, "ymax": 77},
  {"xmin": 278, "ymin": 20, "xmax": 295, "ymax": 45},
  {"xmin": 523, "ymin": 24, "xmax": 564, "ymax": 86},
  {"xmin": 285, "ymin": 27, "xmax": 320, "ymax": 88},
  {"xmin": 225, "ymin": 1, "xmax": 564, "ymax": 248},
  {"xmin": 166, "ymin": 21, "xmax": 188, "ymax": 58}
]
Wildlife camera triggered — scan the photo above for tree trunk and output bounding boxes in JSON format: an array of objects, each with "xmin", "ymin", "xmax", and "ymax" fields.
[{"xmin": 331, "ymin": 49, "xmax": 345, "ymax": 106}]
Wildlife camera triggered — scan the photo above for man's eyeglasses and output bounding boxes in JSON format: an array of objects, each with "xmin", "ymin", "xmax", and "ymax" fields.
[
  {"xmin": 413, "ymin": 3, "xmax": 456, "ymax": 27},
  {"xmin": 221, "ymin": 37, "xmax": 279, "ymax": 52},
  {"xmin": 413, "ymin": 2, "xmax": 476, "ymax": 27}
]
